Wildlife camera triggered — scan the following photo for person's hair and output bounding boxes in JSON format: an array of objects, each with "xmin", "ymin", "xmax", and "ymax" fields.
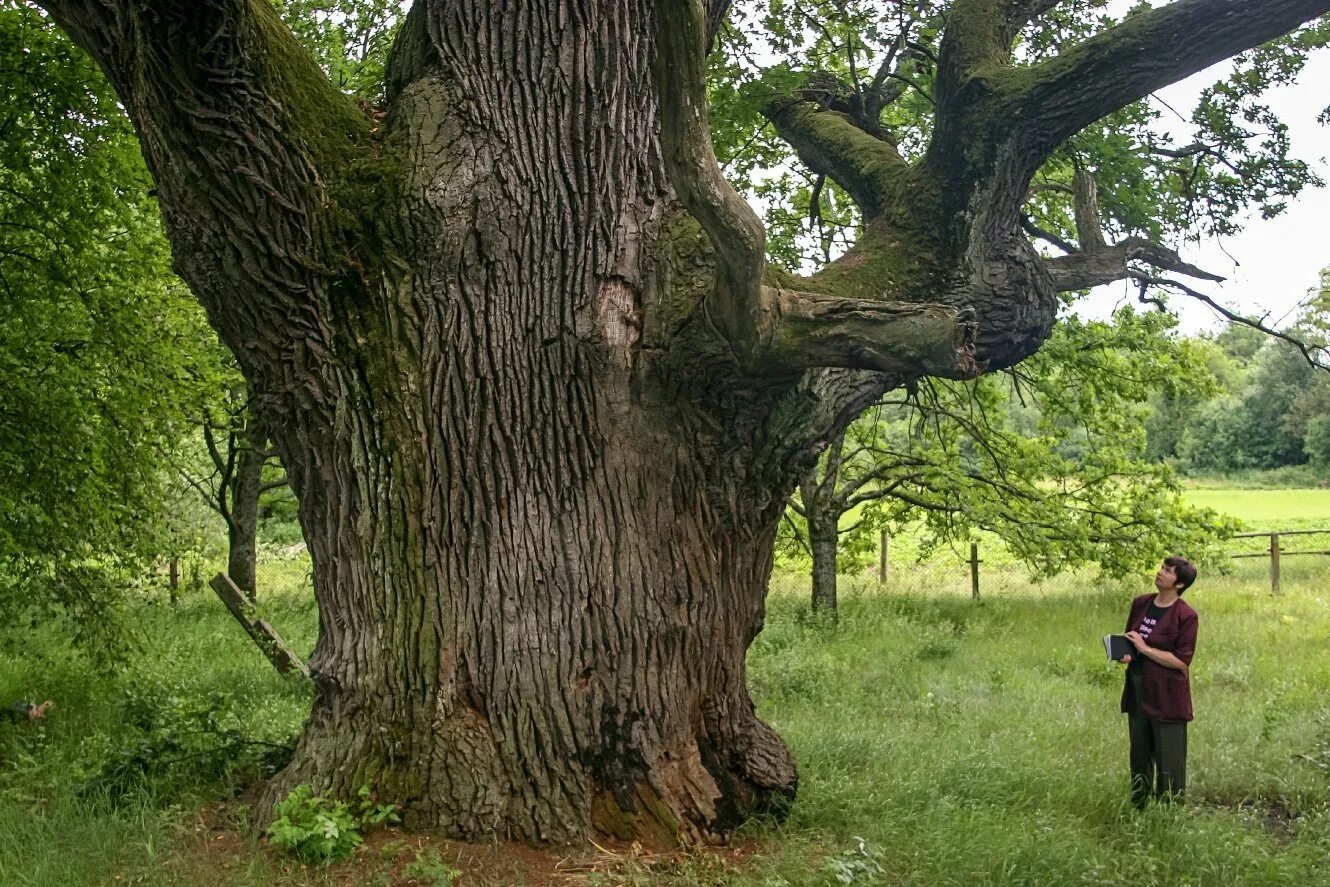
[{"xmin": 1164, "ymin": 556, "xmax": 1197, "ymax": 593}]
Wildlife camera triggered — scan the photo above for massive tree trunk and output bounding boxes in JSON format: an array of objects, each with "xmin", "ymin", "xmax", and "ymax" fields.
[{"xmin": 37, "ymin": 0, "xmax": 1330, "ymax": 844}]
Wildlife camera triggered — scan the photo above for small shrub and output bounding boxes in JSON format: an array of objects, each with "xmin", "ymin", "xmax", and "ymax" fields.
[
  {"xmin": 402, "ymin": 847, "xmax": 462, "ymax": 885},
  {"xmin": 80, "ymin": 683, "xmax": 294, "ymax": 801},
  {"xmin": 266, "ymin": 785, "xmax": 399, "ymax": 865},
  {"xmin": 821, "ymin": 837, "xmax": 884, "ymax": 886}
]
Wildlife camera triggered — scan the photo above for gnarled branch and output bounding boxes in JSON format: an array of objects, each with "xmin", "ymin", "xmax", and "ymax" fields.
[
  {"xmin": 1045, "ymin": 238, "xmax": 1224, "ymax": 292},
  {"xmin": 656, "ymin": 0, "xmax": 769, "ymax": 358},
  {"xmin": 1041, "ymin": 170, "xmax": 1224, "ymax": 292},
  {"xmin": 759, "ymin": 289, "xmax": 980, "ymax": 379},
  {"xmin": 1009, "ymin": 0, "xmax": 1330, "ymax": 165},
  {"xmin": 760, "ymin": 98, "xmax": 910, "ymax": 220}
]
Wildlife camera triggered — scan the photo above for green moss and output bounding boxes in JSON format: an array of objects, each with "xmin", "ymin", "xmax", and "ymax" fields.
[
  {"xmin": 799, "ymin": 218, "xmax": 946, "ymax": 302},
  {"xmin": 763, "ymin": 101, "xmax": 912, "ymax": 219},
  {"xmin": 250, "ymin": 0, "xmax": 407, "ymax": 271},
  {"xmin": 641, "ymin": 209, "xmax": 718, "ymax": 344},
  {"xmin": 251, "ymin": 0, "xmax": 369, "ymax": 165}
]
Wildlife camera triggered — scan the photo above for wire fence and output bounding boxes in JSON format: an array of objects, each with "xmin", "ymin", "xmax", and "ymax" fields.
[
  {"xmin": 159, "ymin": 528, "xmax": 1330, "ymax": 606},
  {"xmin": 774, "ymin": 527, "xmax": 1330, "ymax": 604}
]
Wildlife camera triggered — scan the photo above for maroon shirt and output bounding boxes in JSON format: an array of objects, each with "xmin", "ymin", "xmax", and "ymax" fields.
[{"xmin": 1119, "ymin": 593, "xmax": 1198, "ymax": 723}]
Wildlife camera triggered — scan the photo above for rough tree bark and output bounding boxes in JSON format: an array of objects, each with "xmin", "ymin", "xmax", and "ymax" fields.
[{"xmin": 36, "ymin": 0, "xmax": 1330, "ymax": 844}]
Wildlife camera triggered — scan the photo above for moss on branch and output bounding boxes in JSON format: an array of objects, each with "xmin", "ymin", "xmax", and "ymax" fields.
[
  {"xmin": 1008, "ymin": 0, "xmax": 1330, "ymax": 162},
  {"xmin": 759, "ymin": 99, "xmax": 912, "ymax": 220},
  {"xmin": 759, "ymin": 289, "xmax": 979, "ymax": 379}
]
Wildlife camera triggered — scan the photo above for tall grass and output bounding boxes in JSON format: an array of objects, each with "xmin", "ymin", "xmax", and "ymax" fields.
[{"xmin": 2, "ymin": 549, "xmax": 1328, "ymax": 884}]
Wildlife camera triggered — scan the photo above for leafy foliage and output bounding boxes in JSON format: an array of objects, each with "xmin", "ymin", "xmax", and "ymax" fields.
[
  {"xmin": 267, "ymin": 784, "xmax": 399, "ymax": 865},
  {"xmin": 78, "ymin": 680, "xmax": 294, "ymax": 801},
  {"xmin": 711, "ymin": 2, "xmax": 1325, "ymax": 272},
  {"xmin": 783, "ymin": 307, "xmax": 1240, "ymax": 583},
  {"xmin": 402, "ymin": 848, "xmax": 463, "ymax": 886},
  {"xmin": 1164, "ymin": 269, "xmax": 1330, "ymax": 473},
  {"xmin": 0, "ymin": 5, "xmax": 227, "ymax": 652},
  {"xmin": 273, "ymin": 0, "xmax": 403, "ymax": 101}
]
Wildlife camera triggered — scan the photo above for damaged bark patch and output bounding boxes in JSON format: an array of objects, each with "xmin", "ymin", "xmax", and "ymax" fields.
[{"xmin": 597, "ymin": 277, "xmax": 643, "ymax": 364}]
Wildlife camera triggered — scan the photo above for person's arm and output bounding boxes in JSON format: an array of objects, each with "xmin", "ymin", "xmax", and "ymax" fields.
[
  {"xmin": 1120, "ymin": 598, "xmax": 1143, "ymax": 664},
  {"xmin": 1125, "ymin": 620, "xmax": 1194, "ymax": 674}
]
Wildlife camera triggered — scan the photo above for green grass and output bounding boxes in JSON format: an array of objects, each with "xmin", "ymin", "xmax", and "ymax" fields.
[
  {"xmin": 1184, "ymin": 488, "xmax": 1330, "ymax": 528},
  {"xmin": 3, "ymin": 507, "xmax": 1329, "ymax": 885}
]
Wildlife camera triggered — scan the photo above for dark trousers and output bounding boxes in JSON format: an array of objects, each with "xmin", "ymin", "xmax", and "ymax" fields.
[{"xmin": 1128, "ymin": 712, "xmax": 1187, "ymax": 807}]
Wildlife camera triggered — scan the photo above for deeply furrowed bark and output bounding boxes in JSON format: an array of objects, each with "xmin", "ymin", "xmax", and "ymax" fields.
[
  {"xmin": 35, "ymin": 0, "xmax": 1330, "ymax": 846},
  {"xmin": 265, "ymin": 4, "xmax": 801, "ymax": 841}
]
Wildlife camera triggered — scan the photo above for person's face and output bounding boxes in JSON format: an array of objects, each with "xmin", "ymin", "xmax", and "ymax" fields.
[{"xmin": 1154, "ymin": 563, "xmax": 1179, "ymax": 592}]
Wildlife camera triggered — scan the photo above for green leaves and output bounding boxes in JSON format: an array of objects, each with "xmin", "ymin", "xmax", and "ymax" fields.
[
  {"xmin": 267, "ymin": 784, "xmax": 400, "ymax": 865},
  {"xmin": 711, "ymin": 2, "xmax": 1323, "ymax": 265},
  {"xmin": 785, "ymin": 307, "xmax": 1240, "ymax": 580},
  {"xmin": 272, "ymin": 0, "xmax": 403, "ymax": 101},
  {"xmin": 0, "ymin": 6, "xmax": 227, "ymax": 654}
]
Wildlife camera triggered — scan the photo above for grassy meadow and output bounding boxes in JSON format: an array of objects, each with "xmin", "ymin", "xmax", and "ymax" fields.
[
  {"xmin": 2, "ymin": 489, "xmax": 1329, "ymax": 885},
  {"xmin": 1185, "ymin": 488, "xmax": 1330, "ymax": 529}
]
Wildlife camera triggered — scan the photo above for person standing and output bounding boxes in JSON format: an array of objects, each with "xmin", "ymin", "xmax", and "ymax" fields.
[{"xmin": 1120, "ymin": 556, "xmax": 1198, "ymax": 808}]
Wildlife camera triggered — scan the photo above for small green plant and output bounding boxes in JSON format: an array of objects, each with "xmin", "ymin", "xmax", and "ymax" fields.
[
  {"xmin": 266, "ymin": 784, "xmax": 399, "ymax": 864},
  {"xmin": 402, "ymin": 847, "xmax": 462, "ymax": 885},
  {"xmin": 821, "ymin": 837, "xmax": 884, "ymax": 886}
]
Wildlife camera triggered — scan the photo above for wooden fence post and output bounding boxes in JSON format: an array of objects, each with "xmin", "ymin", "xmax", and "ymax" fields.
[
  {"xmin": 1270, "ymin": 532, "xmax": 1281, "ymax": 596},
  {"xmin": 878, "ymin": 531, "xmax": 889, "ymax": 584},
  {"xmin": 970, "ymin": 542, "xmax": 981, "ymax": 602}
]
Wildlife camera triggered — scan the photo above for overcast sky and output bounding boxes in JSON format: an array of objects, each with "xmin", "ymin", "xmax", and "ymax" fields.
[{"xmin": 1077, "ymin": 5, "xmax": 1330, "ymax": 333}]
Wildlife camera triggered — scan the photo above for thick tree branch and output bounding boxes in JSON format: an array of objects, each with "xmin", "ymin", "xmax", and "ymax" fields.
[
  {"xmin": 1045, "ymin": 238, "xmax": 1223, "ymax": 292},
  {"xmin": 759, "ymin": 289, "xmax": 980, "ymax": 379},
  {"xmin": 35, "ymin": 0, "xmax": 372, "ymax": 387},
  {"xmin": 1010, "ymin": 0, "xmax": 1330, "ymax": 160},
  {"xmin": 656, "ymin": 0, "xmax": 770, "ymax": 358},
  {"xmin": 662, "ymin": 3, "xmax": 975, "ymax": 380},
  {"xmin": 760, "ymin": 98, "xmax": 911, "ymax": 219},
  {"xmin": 385, "ymin": 1, "xmax": 438, "ymax": 101},
  {"xmin": 936, "ymin": 2, "xmax": 1013, "ymax": 101},
  {"xmin": 1070, "ymin": 167, "xmax": 1106, "ymax": 253},
  {"xmin": 1038, "ymin": 169, "xmax": 1223, "ymax": 292}
]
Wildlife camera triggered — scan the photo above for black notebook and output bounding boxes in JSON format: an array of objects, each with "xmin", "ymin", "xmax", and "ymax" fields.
[{"xmin": 1103, "ymin": 634, "xmax": 1132, "ymax": 661}]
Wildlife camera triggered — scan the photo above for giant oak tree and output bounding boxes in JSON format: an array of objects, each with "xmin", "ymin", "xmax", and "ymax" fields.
[{"xmin": 32, "ymin": 0, "xmax": 1330, "ymax": 843}]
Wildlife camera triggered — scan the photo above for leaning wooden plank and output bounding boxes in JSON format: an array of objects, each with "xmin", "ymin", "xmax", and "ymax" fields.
[{"xmin": 209, "ymin": 573, "xmax": 311, "ymax": 679}]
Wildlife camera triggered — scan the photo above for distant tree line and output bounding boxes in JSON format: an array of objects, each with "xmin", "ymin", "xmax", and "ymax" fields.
[{"xmin": 1149, "ymin": 270, "xmax": 1330, "ymax": 474}]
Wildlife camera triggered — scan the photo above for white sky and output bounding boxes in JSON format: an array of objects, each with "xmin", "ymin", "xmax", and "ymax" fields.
[
  {"xmin": 1078, "ymin": 0, "xmax": 1330, "ymax": 333},
  {"xmin": 1078, "ymin": 49, "xmax": 1330, "ymax": 334}
]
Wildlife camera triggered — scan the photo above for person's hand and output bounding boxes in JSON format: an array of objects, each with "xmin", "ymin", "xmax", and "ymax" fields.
[
  {"xmin": 1125, "ymin": 631, "xmax": 1147, "ymax": 652},
  {"xmin": 1119, "ymin": 654, "xmax": 1132, "ymax": 664}
]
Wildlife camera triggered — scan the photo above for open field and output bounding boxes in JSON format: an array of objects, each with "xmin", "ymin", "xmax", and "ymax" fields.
[
  {"xmin": 3, "ymin": 545, "xmax": 1329, "ymax": 885},
  {"xmin": 1184, "ymin": 488, "xmax": 1330, "ymax": 529}
]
